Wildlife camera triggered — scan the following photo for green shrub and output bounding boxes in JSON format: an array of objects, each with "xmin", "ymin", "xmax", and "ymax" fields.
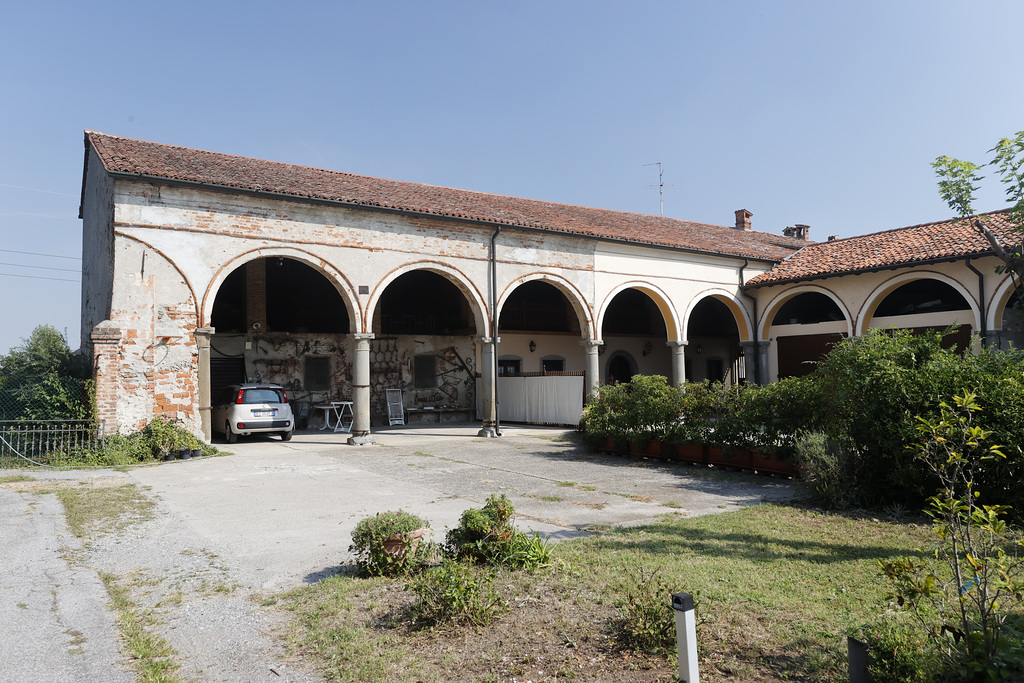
[
  {"xmin": 614, "ymin": 567, "xmax": 677, "ymax": 655},
  {"xmin": 445, "ymin": 494, "xmax": 551, "ymax": 571},
  {"xmin": 60, "ymin": 417, "xmax": 213, "ymax": 467},
  {"xmin": 350, "ymin": 510, "xmax": 431, "ymax": 577},
  {"xmin": 793, "ymin": 431, "xmax": 862, "ymax": 509},
  {"xmin": 879, "ymin": 393, "xmax": 1024, "ymax": 679},
  {"xmin": 406, "ymin": 559, "xmax": 506, "ymax": 627},
  {"xmin": 862, "ymin": 616, "xmax": 934, "ymax": 683}
]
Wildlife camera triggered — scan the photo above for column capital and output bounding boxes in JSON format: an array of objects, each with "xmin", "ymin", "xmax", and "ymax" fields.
[
  {"xmin": 194, "ymin": 326, "xmax": 215, "ymax": 348},
  {"xmin": 666, "ymin": 340, "xmax": 688, "ymax": 349},
  {"xmin": 353, "ymin": 333, "xmax": 375, "ymax": 342},
  {"xmin": 477, "ymin": 336, "xmax": 500, "ymax": 345},
  {"xmin": 579, "ymin": 339, "xmax": 604, "ymax": 350}
]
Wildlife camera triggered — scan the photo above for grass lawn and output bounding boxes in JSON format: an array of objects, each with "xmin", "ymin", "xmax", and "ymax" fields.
[{"xmin": 283, "ymin": 503, "xmax": 933, "ymax": 682}]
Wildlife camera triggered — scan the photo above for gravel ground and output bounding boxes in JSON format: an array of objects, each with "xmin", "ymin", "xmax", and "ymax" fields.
[{"xmin": 0, "ymin": 424, "xmax": 795, "ymax": 682}]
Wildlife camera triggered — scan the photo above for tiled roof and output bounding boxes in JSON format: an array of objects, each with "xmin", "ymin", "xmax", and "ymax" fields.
[
  {"xmin": 84, "ymin": 131, "xmax": 807, "ymax": 261},
  {"xmin": 745, "ymin": 210, "xmax": 1019, "ymax": 288}
]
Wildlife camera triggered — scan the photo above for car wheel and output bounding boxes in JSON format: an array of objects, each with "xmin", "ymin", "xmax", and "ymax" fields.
[
  {"xmin": 280, "ymin": 430, "xmax": 293, "ymax": 442},
  {"xmin": 225, "ymin": 421, "xmax": 237, "ymax": 444}
]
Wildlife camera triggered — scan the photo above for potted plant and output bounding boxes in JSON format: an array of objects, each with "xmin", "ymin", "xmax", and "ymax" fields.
[{"xmin": 350, "ymin": 510, "xmax": 431, "ymax": 576}]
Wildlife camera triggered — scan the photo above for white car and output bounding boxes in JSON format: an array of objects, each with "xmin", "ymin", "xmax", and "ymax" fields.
[{"xmin": 212, "ymin": 383, "xmax": 294, "ymax": 443}]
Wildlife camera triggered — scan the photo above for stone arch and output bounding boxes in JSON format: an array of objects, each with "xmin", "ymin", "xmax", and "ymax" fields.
[
  {"xmin": 759, "ymin": 285, "xmax": 853, "ymax": 339},
  {"xmin": 596, "ymin": 281, "xmax": 680, "ymax": 341},
  {"xmin": 202, "ymin": 246, "xmax": 361, "ymax": 332},
  {"xmin": 682, "ymin": 290, "xmax": 752, "ymax": 342},
  {"xmin": 988, "ymin": 273, "xmax": 1020, "ymax": 330},
  {"xmin": 366, "ymin": 260, "xmax": 488, "ymax": 335},
  {"xmin": 856, "ymin": 271, "xmax": 979, "ymax": 335},
  {"xmin": 116, "ymin": 232, "xmax": 200, "ymax": 322},
  {"xmin": 497, "ymin": 272, "xmax": 594, "ymax": 339}
]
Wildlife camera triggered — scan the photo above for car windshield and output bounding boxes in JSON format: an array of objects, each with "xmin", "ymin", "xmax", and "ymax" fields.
[{"xmin": 241, "ymin": 388, "xmax": 284, "ymax": 404}]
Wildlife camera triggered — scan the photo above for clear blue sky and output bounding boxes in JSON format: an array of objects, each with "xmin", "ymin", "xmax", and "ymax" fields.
[{"xmin": 1, "ymin": 0, "xmax": 1021, "ymax": 356}]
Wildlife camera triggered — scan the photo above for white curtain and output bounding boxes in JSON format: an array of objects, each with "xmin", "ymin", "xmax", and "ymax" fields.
[{"xmin": 477, "ymin": 375, "xmax": 583, "ymax": 425}]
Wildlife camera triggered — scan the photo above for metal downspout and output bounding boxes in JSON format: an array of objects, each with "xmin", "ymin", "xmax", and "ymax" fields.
[
  {"xmin": 966, "ymin": 258, "xmax": 987, "ymax": 346},
  {"xmin": 739, "ymin": 259, "xmax": 761, "ymax": 384},
  {"xmin": 491, "ymin": 226, "xmax": 502, "ymax": 436}
]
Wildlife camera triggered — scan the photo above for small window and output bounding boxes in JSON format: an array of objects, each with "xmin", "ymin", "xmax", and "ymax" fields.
[
  {"xmin": 414, "ymin": 355, "xmax": 436, "ymax": 388},
  {"xmin": 304, "ymin": 357, "xmax": 330, "ymax": 391},
  {"xmin": 541, "ymin": 357, "xmax": 565, "ymax": 373},
  {"xmin": 241, "ymin": 388, "xmax": 285, "ymax": 404},
  {"xmin": 498, "ymin": 357, "xmax": 522, "ymax": 376}
]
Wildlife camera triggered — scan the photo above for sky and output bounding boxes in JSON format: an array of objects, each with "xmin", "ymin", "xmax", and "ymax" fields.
[{"xmin": 1, "ymin": 0, "xmax": 1022, "ymax": 356}]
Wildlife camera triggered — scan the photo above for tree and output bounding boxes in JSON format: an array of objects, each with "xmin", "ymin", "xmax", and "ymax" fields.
[
  {"xmin": 933, "ymin": 131, "xmax": 1024, "ymax": 287},
  {"xmin": 0, "ymin": 325, "xmax": 89, "ymax": 420},
  {"xmin": 0, "ymin": 325, "xmax": 80, "ymax": 377}
]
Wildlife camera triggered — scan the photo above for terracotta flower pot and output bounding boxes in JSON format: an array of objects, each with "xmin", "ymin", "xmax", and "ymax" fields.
[
  {"xmin": 381, "ymin": 527, "xmax": 429, "ymax": 559},
  {"xmin": 629, "ymin": 439, "xmax": 663, "ymax": 457},
  {"xmin": 672, "ymin": 443, "xmax": 705, "ymax": 464}
]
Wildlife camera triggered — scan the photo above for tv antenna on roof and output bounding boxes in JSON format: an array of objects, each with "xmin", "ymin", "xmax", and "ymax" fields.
[{"xmin": 642, "ymin": 161, "xmax": 681, "ymax": 216}]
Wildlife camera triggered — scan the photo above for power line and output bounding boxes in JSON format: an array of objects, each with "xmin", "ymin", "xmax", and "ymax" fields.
[
  {"xmin": 0, "ymin": 208, "xmax": 79, "ymax": 221},
  {"xmin": 0, "ymin": 182, "xmax": 78, "ymax": 197},
  {"xmin": 0, "ymin": 248, "xmax": 80, "ymax": 260},
  {"xmin": 0, "ymin": 272, "xmax": 79, "ymax": 283},
  {"xmin": 0, "ymin": 261, "xmax": 80, "ymax": 273}
]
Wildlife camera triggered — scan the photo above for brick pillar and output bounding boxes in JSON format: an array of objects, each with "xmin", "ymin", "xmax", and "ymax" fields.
[{"xmin": 91, "ymin": 320, "xmax": 122, "ymax": 437}]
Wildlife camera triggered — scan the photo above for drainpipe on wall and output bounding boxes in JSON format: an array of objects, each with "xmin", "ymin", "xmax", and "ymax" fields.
[
  {"xmin": 739, "ymin": 259, "xmax": 762, "ymax": 385},
  {"xmin": 965, "ymin": 258, "xmax": 987, "ymax": 347},
  {"xmin": 491, "ymin": 226, "xmax": 502, "ymax": 436}
]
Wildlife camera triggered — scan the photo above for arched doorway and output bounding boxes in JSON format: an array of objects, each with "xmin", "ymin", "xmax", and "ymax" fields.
[
  {"xmin": 769, "ymin": 291, "xmax": 848, "ymax": 378},
  {"xmin": 600, "ymin": 288, "xmax": 671, "ymax": 382},
  {"xmin": 209, "ymin": 256, "xmax": 351, "ymax": 405},
  {"xmin": 686, "ymin": 297, "xmax": 742, "ymax": 384},
  {"xmin": 498, "ymin": 280, "xmax": 582, "ymax": 373},
  {"xmin": 371, "ymin": 270, "xmax": 478, "ymax": 423},
  {"xmin": 867, "ymin": 278, "xmax": 974, "ymax": 351}
]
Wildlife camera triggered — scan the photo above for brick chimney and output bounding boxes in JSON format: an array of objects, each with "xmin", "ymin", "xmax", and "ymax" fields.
[
  {"xmin": 734, "ymin": 209, "xmax": 752, "ymax": 230},
  {"xmin": 783, "ymin": 224, "xmax": 811, "ymax": 241}
]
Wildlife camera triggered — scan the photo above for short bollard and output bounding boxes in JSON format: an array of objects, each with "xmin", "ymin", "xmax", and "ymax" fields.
[
  {"xmin": 672, "ymin": 592, "xmax": 699, "ymax": 683},
  {"xmin": 847, "ymin": 635, "xmax": 870, "ymax": 683}
]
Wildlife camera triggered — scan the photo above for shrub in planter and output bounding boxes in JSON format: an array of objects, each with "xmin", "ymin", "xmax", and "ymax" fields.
[
  {"xmin": 579, "ymin": 381, "xmax": 630, "ymax": 450},
  {"xmin": 445, "ymin": 494, "xmax": 550, "ymax": 570},
  {"xmin": 350, "ymin": 510, "xmax": 431, "ymax": 576}
]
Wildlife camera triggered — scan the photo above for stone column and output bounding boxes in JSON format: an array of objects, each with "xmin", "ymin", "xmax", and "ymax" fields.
[
  {"xmin": 666, "ymin": 340, "xmax": 687, "ymax": 386},
  {"xmin": 477, "ymin": 336, "xmax": 499, "ymax": 437},
  {"xmin": 580, "ymin": 339, "xmax": 604, "ymax": 402},
  {"xmin": 348, "ymin": 334, "xmax": 376, "ymax": 445},
  {"xmin": 194, "ymin": 326, "xmax": 215, "ymax": 443},
  {"xmin": 740, "ymin": 341, "xmax": 757, "ymax": 385},
  {"xmin": 90, "ymin": 320, "xmax": 122, "ymax": 438},
  {"xmin": 743, "ymin": 340, "xmax": 771, "ymax": 385}
]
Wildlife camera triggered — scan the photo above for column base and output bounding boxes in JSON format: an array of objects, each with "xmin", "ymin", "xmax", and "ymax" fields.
[
  {"xmin": 476, "ymin": 427, "xmax": 501, "ymax": 438},
  {"xmin": 347, "ymin": 434, "xmax": 377, "ymax": 446}
]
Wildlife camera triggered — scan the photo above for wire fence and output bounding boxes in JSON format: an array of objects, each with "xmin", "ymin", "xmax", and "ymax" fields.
[
  {"xmin": 0, "ymin": 419, "xmax": 106, "ymax": 467},
  {"xmin": 0, "ymin": 373, "xmax": 99, "ymax": 467},
  {"xmin": 0, "ymin": 373, "xmax": 93, "ymax": 421}
]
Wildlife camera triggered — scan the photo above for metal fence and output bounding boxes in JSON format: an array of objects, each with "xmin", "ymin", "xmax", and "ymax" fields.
[{"xmin": 0, "ymin": 420, "xmax": 105, "ymax": 468}]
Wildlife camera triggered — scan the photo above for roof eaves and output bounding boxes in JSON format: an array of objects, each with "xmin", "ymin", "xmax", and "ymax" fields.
[{"xmin": 742, "ymin": 250, "xmax": 996, "ymax": 290}]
